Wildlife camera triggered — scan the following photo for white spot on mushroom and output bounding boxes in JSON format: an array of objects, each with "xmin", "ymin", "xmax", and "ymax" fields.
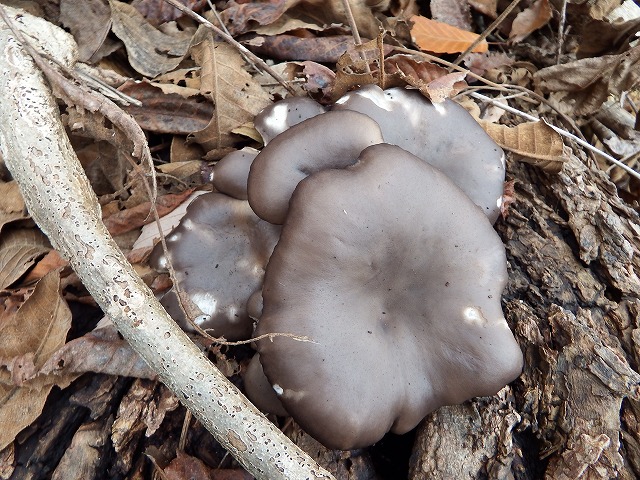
[
  {"xmin": 194, "ymin": 313, "xmax": 209, "ymax": 324},
  {"xmin": 182, "ymin": 218, "xmax": 195, "ymax": 231},
  {"xmin": 463, "ymin": 306, "xmax": 488, "ymax": 326},
  {"xmin": 155, "ymin": 255, "xmax": 168, "ymax": 269},
  {"xmin": 272, "ymin": 384, "xmax": 284, "ymax": 395},
  {"xmin": 191, "ymin": 292, "xmax": 217, "ymax": 315},
  {"xmin": 336, "ymin": 89, "xmax": 394, "ymax": 111},
  {"xmin": 261, "ymin": 103, "xmax": 289, "ymax": 135},
  {"xmin": 433, "ymin": 101, "xmax": 446, "ymax": 115}
]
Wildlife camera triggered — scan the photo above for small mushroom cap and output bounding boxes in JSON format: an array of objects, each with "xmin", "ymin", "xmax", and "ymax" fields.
[
  {"xmin": 333, "ymin": 85, "xmax": 505, "ymax": 223},
  {"xmin": 248, "ymin": 110, "xmax": 384, "ymax": 224},
  {"xmin": 212, "ymin": 147, "xmax": 259, "ymax": 200},
  {"xmin": 244, "ymin": 354, "xmax": 289, "ymax": 417},
  {"xmin": 256, "ymin": 144, "xmax": 522, "ymax": 450},
  {"xmin": 149, "ymin": 193, "xmax": 280, "ymax": 340},
  {"xmin": 254, "ymin": 96, "xmax": 326, "ymax": 145}
]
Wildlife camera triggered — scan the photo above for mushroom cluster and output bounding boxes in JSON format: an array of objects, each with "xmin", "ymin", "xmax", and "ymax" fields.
[{"xmin": 152, "ymin": 86, "xmax": 523, "ymax": 450}]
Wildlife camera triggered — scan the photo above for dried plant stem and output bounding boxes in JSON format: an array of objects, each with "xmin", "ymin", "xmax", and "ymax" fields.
[
  {"xmin": 0, "ymin": 6, "xmax": 333, "ymax": 479},
  {"xmin": 556, "ymin": 0, "xmax": 568, "ymax": 64},
  {"xmin": 341, "ymin": 0, "xmax": 371, "ymax": 73},
  {"xmin": 452, "ymin": 0, "xmax": 523, "ymax": 66},
  {"xmin": 471, "ymin": 92, "xmax": 640, "ymax": 181},
  {"xmin": 341, "ymin": 0, "xmax": 363, "ymax": 45},
  {"xmin": 161, "ymin": 0, "xmax": 295, "ymax": 95}
]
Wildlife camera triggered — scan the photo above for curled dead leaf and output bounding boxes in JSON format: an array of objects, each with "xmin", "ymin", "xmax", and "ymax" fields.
[
  {"xmin": 0, "ymin": 229, "xmax": 51, "ymax": 290},
  {"xmin": 509, "ymin": 0, "xmax": 553, "ymax": 43},
  {"xmin": 481, "ymin": 120, "xmax": 569, "ymax": 173},
  {"xmin": 384, "ymin": 54, "xmax": 468, "ymax": 102},
  {"xmin": 109, "ymin": 0, "xmax": 192, "ymax": 77},
  {"xmin": 533, "ymin": 46, "xmax": 640, "ymax": 116}
]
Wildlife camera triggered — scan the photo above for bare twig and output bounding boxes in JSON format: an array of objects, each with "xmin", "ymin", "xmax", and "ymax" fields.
[
  {"xmin": 160, "ymin": 0, "xmax": 295, "ymax": 95},
  {"xmin": 341, "ymin": 0, "xmax": 371, "ymax": 73},
  {"xmin": 556, "ymin": 0, "xmax": 568, "ymax": 64},
  {"xmin": 452, "ymin": 0, "xmax": 523, "ymax": 66}
]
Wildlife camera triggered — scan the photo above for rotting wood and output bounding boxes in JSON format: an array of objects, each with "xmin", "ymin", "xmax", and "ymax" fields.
[{"xmin": 411, "ymin": 155, "xmax": 640, "ymax": 479}]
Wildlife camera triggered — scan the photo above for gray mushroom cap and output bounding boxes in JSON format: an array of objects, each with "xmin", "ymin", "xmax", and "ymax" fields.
[
  {"xmin": 255, "ymin": 143, "xmax": 522, "ymax": 450},
  {"xmin": 254, "ymin": 96, "xmax": 327, "ymax": 145},
  {"xmin": 333, "ymin": 85, "xmax": 506, "ymax": 223},
  {"xmin": 149, "ymin": 193, "xmax": 280, "ymax": 340},
  {"xmin": 212, "ymin": 147, "xmax": 258, "ymax": 200},
  {"xmin": 248, "ymin": 110, "xmax": 384, "ymax": 224}
]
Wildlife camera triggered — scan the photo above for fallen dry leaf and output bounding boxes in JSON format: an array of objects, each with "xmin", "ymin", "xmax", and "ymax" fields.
[
  {"xmin": 0, "ymin": 229, "xmax": 51, "ymax": 290},
  {"xmin": 247, "ymin": 34, "xmax": 355, "ymax": 63},
  {"xmin": 162, "ymin": 451, "xmax": 213, "ymax": 480},
  {"xmin": 410, "ymin": 15, "xmax": 488, "ymax": 54},
  {"xmin": 133, "ymin": 0, "xmax": 207, "ymax": 25},
  {"xmin": 119, "ymin": 80, "xmax": 214, "ymax": 134},
  {"xmin": 0, "ymin": 181, "xmax": 28, "ymax": 233},
  {"xmin": 22, "ymin": 250, "xmax": 69, "ymax": 285},
  {"xmin": 468, "ymin": 0, "xmax": 498, "ymax": 17},
  {"xmin": 109, "ymin": 0, "xmax": 192, "ymax": 77},
  {"xmin": 577, "ymin": 17, "xmax": 640, "ymax": 57},
  {"xmin": 0, "ymin": 271, "xmax": 73, "ymax": 451},
  {"xmin": 509, "ymin": 0, "xmax": 553, "ymax": 43},
  {"xmin": 463, "ymin": 51, "xmax": 514, "ymax": 76},
  {"xmin": 331, "ymin": 38, "xmax": 379, "ymax": 100},
  {"xmin": 534, "ymin": 45, "xmax": 640, "ymax": 115},
  {"xmin": 222, "ymin": 0, "xmax": 381, "ymax": 38},
  {"xmin": 384, "ymin": 54, "xmax": 467, "ymax": 102},
  {"xmin": 41, "ymin": 322, "xmax": 156, "ymax": 380},
  {"xmin": 190, "ymin": 27, "xmax": 271, "ymax": 157},
  {"xmin": 59, "ymin": 0, "xmax": 112, "ymax": 62},
  {"xmin": 430, "ymin": 0, "xmax": 473, "ymax": 31},
  {"xmin": 482, "ymin": 120, "xmax": 569, "ymax": 173},
  {"xmin": 102, "ymin": 189, "xmax": 196, "ymax": 236}
]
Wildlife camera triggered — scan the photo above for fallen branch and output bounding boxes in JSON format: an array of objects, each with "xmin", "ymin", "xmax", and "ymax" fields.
[{"xmin": 0, "ymin": 7, "xmax": 333, "ymax": 479}]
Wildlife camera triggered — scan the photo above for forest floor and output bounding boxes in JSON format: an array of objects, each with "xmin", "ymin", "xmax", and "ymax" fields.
[{"xmin": 1, "ymin": 0, "xmax": 640, "ymax": 479}]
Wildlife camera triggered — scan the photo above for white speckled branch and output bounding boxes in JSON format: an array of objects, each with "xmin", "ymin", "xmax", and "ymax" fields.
[{"xmin": 0, "ymin": 7, "xmax": 333, "ymax": 479}]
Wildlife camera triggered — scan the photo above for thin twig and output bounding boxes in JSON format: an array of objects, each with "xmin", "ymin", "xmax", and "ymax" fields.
[
  {"xmin": 341, "ymin": 0, "xmax": 371, "ymax": 74},
  {"xmin": 341, "ymin": 0, "xmax": 363, "ymax": 45},
  {"xmin": 556, "ymin": 0, "xmax": 568, "ymax": 64},
  {"xmin": 160, "ymin": 0, "xmax": 295, "ymax": 95},
  {"xmin": 205, "ymin": 0, "xmax": 260, "ymax": 73},
  {"xmin": 452, "ymin": 0, "xmax": 523, "ymax": 66},
  {"xmin": 470, "ymin": 92, "xmax": 640, "ymax": 181}
]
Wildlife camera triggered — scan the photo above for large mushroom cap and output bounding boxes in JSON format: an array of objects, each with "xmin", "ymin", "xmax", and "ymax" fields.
[
  {"xmin": 149, "ymin": 193, "xmax": 280, "ymax": 340},
  {"xmin": 248, "ymin": 110, "xmax": 384, "ymax": 224},
  {"xmin": 255, "ymin": 143, "xmax": 522, "ymax": 450},
  {"xmin": 333, "ymin": 85, "xmax": 506, "ymax": 223}
]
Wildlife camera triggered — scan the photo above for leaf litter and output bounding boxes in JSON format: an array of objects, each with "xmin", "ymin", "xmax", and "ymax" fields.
[{"xmin": 1, "ymin": 0, "xmax": 640, "ymax": 478}]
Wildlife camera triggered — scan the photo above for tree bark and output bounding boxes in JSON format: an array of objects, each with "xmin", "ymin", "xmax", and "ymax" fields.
[{"xmin": 410, "ymin": 155, "xmax": 640, "ymax": 479}]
